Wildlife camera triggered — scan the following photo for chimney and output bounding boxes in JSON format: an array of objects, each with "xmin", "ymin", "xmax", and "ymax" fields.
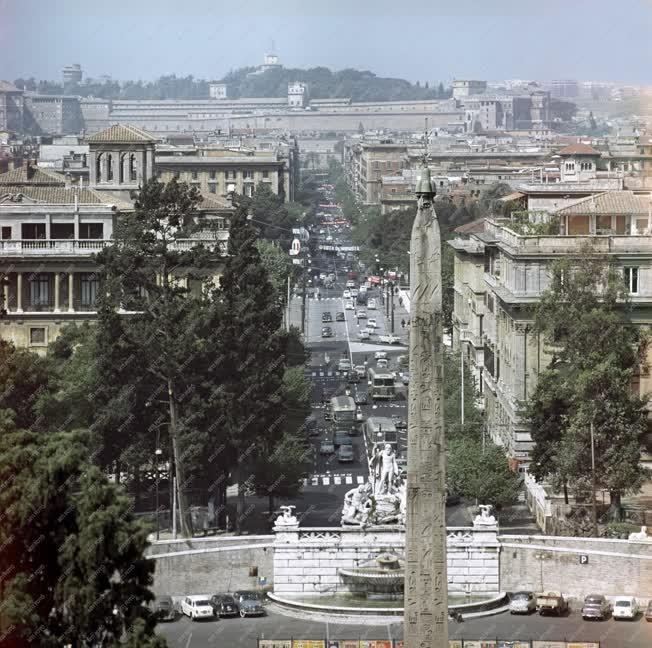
[
  {"xmin": 64, "ymin": 173, "xmax": 71, "ymax": 189},
  {"xmin": 25, "ymin": 160, "xmax": 36, "ymax": 180}
]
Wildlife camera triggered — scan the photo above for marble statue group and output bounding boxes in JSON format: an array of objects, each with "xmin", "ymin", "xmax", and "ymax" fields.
[{"xmin": 341, "ymin": 443, "xmax": 406, "ymax": 526}]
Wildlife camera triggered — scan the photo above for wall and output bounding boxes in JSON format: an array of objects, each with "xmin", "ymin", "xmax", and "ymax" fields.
[
  {"xmin": 273, "ymin": 526, "xmax": 500, "ymax": 597},
  {"xmin": 500, "ymin": 534, "xmax": 652, "ymax": 599},
  {"xmin": 148, "ymin": 535, "xmax": 274, "ymax": 596}
]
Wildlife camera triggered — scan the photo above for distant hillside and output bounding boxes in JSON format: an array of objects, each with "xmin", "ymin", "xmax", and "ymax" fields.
[
  {"xmin": 219, "ymin": 66, "xmax": 452, "ymax": 102},
  {"xmin": 14, "ymin": 67, "xmax": 452, "ymax": 102}
]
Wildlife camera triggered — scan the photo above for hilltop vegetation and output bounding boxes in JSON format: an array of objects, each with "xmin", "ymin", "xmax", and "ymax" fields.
[{"xmin": 14, "ymin": 67, "xmax": 452, "ymax": 102}]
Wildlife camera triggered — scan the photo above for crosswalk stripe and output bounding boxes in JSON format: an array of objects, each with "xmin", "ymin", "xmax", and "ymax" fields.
[{"xmin": 345, "ymin": 475, "xmax": 353, "ymax": 484}]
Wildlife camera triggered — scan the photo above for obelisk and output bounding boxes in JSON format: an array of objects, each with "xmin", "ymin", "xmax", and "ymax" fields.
[{"xmin": 403, "ymin": 159, "xmax": 448, "ymax": 647}]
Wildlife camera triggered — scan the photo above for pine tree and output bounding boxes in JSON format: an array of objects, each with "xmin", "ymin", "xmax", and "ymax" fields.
[
  {"xmin": 95, "ymin": 177, "xmax": 220, "ymax": 537},
  {"xmin": 214, "ymin": 204, "xmax": 285, "ymax": 532},
  {"xmin": 0, "ymin": 420, "xmax": 165, "ymax": 647}
]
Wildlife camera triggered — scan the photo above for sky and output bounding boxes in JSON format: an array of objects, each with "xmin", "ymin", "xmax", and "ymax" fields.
[{"xmin": 2, "ymin": 0, "xmax": 652, "ymax": 85}]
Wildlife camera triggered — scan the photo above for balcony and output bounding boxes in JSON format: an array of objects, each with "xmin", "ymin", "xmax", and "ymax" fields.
[
  {"xmin": 485, "ymin": 219, "xmax": 652, "ymax": 256},
  {"xmin": 0, "ymin": 238, "xmax": 228, "ymax": 257}
]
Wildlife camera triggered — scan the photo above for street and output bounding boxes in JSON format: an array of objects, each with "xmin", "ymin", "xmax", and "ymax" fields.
[{"xmin": 157, "ymin": 606, "xmax": 652, "ymax": 647}]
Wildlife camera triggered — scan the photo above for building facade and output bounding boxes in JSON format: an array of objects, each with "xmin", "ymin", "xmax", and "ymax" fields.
[
  {"xmin": 452, "ymin": 80, "xmax": 487, "ymax": 99},
  {"xmin": 0, "ymin": 82, "xmax": 25, "ymax": 133},
  {"xmin": 450, "ymin": 190, "xmax": 652, "ymax": 466}
]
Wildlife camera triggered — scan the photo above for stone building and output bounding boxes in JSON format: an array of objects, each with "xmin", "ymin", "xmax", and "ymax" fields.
[
  {"xmin": 0, "ymin": 81, "xmax": 25, "ymax": 134},
  {"xmin": 208, "ymin": 83, "xmax": 228, "ymax": 99},
  {"xmin": 0, "ymin": 124, "xmax": 231, "ymax": 352},
  {"xmin": 288, "ymin": 82, "xmax": 308, "ymax": 108},
  {"xmin": 450, "ymin": 190, "xmax": 652, "ymax": 466},
  {"xmin": 62, "ymin": 64, "xmax": 83, "ymax": 86},
  {"xmin": 452, "ymin": 80, "xmax": 487, "ymax": 99},
  {"xmin": 23, "ymin": 93, "xmax": 83, "ymax": 136}
]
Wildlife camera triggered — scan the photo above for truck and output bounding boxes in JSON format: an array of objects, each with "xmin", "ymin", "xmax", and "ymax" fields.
[{"xmin": 536, "ymin": 592, "xmax": 569, "ymax": 616}]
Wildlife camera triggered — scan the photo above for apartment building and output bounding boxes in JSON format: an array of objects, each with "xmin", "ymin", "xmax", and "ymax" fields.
[
  {"xmin": 0, "ymin": 124, "xmax": 230, "ymax": 352},
  {"xmin": 450, "ymin": 190, "xmax": 652, "ymax": 466}
]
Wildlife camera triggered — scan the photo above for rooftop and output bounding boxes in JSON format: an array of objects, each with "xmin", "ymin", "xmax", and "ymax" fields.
[
  {"xmin": 0, "ymin": 81, "xmax": 21, "ymax": 93},
  {"xmin": 86, "ymin": 124, "xmax": 158, "ymax": 144},
  {"xmin": 552, "ymin": 191, "xmax": 651, "ymax": 216},
  {"xmin": 557, "ymin": 142, "xmax": 601, "ymax": 156}
]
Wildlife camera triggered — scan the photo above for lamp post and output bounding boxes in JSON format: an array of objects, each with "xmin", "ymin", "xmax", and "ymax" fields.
[{"xmin": 155, "ymin": 447, "xmax": 162, "ymax": 540}]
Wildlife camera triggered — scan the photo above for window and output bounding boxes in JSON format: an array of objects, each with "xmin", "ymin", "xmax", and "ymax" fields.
[
  {"xmin": 624, "ymin": 267, "xmax": 639, "ymax": 294},
  {"xmin": 243, "ymin": 170, "xmax": 254, "ymax": 180},
  {"xmin": 1, "ymin": 226, "xmax": 11, "ymax": 240},
  {"xmin": 208, "ymin": 183, "xmax": 216, "ymax": 193},
  {"xmin": 191, "ymin": 170, "xmax": 198, "ymax": 180},
  {"xmin": 21, "ymin": 223, "xmax": 46, "ymax": 239},
  {"xmin": 29, "ymin": 274, "xmax": 50, "ymax": 309},
  {"xmin": 245, "ymin": 185, "xmax": 254, "ymax": 197},
  {"xmin": 29, "ymin": 327, "xmax": 47, "ymax": 346},
  {"xmin": 51, "ymin": 223, "xmax": 74, "ymax": 239},
  {"xmin": 209, "ymin": 170, "xmax": 216, "ymax": 180},
  {"xmin": 79, "ymin": 223, "xmax": 104, "ymax": 239},
  {"xmin": 263, "ymin": 170, "xmax": 269, "ymax": 179},
  {"xmin": 80, "ymin": 273, "xmax": 99, "ymax": 309}
]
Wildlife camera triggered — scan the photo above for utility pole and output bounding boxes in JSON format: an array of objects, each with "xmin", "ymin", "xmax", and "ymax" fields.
[
  {"xmin": 590, "ymin": 420, "xmax": 598, "ymax": 536},
  {"xmin": 390, "ymin": 281, "xmax": 395, "ymax": 333},
  {"xmin": 301, "ymin": 253, "xmax": 308, "ymax": 335},
  {"xmin": 286, "ymin": 274, "xmax": 291, "ymax": 332}
]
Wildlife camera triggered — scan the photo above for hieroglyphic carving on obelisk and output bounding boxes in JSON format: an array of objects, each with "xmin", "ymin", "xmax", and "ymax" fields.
[{"xmin": 404, "ymin": 152, "xmax": 448, "ymax": 647}]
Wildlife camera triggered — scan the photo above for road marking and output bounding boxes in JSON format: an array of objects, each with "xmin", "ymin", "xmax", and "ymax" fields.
[
  {"xmin": 323, "ymin": 477, "xmax": 330, "ymax": 485},
  {"xmin": 184, "ymin": 632, "xmax": 192, "ymax": 648},
  {"xmin": 345, "ymin": 475, "xmax": 353, "ymax": 484},
  {"xmin": 334, "ymin": 476, "xmax": 341, "ymax": 485}
]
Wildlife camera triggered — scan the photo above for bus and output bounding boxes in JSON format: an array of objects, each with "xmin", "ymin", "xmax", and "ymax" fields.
[
  {"xmin": 367, "ymin": 368, "xmax": 396, "ymax": 400},
  {"xmin": 329, "ymin": 395, "xmax": 357, "ymax": 434},
  {"xmin": 363, "ymin": 416, "xmax": 398, "ymax": 454}
]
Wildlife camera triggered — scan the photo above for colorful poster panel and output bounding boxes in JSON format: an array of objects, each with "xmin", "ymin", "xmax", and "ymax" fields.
[
  {"xmin": 532, "ymin": 643, "xmax": 567, "ymax": 648},
  {"xmin": 292, "ymin": 641, "xmax": 326, "ymax": 648},
  {"xmin": 259, "ymin": 641, "xmax": 292, "ymax": 648}
]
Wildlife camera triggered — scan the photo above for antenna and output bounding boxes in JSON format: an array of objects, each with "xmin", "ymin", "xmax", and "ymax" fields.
[{"xmin": 271, "ymin": 38, "xmax": 276, "ymax": 55}]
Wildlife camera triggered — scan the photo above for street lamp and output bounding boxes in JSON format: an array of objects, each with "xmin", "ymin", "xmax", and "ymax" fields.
[{"xmin": 155, "ymin": 447, "xmax": 163, "ymax": 540}]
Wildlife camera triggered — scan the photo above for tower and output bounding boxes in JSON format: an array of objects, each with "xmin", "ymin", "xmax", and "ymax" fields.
[{"xmin": 86, "ymin": 124, "xmax": 158, "ymax": 201}]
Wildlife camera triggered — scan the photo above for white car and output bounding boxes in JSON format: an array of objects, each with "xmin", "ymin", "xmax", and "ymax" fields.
[
  {"xmin": 181, "ymin": 595, "xmax": 216, "ymax": 621},
  {"xmin": 346, "ymin": 280, "xmax": 355, "ymax": 288},
  {"xmin": 379, "ymin": 334, "xmax": 401, "ymax": 345},
  {"xmin": 357, "ymin": 330, "xmax": 370, "ymax": 341},
  {"xmin": 612, "ymin": 596, "xmax": 640, "ymax": 620},
  {"xmin": 338, "ymin": 359, "xmax": 352, "ymax": 372},
  {"xmin": 368, "ymin": 299, "xmax": 377, "ymax": 310},
  {"xmin": 343, "ymin": 290, "xmax": 351, "ymax": 299},
  {"xmin": 367, "ymin": 318, "xmax": 378, "ymax": 329},
  {"xmin": 345, "ymin": 301, "xmax": 355, "ymax": 310},
  {"xmin": 376, "ymin": 358, "xmax": 389, "ymax": 368},
  {"xmin": 356, "ymin": 310, "xmax": 367, "ymax": 319},
  {"xmin": 374, "ymin": 351, "xmax": 388, "ymax": 360},
  {"xmin": 351, "ymin": 289, "xmax": 359, "ymax": 298}
]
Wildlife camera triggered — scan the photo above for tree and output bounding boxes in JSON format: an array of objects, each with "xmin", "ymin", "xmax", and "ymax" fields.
[
  {"xmin": 95, "ymin": 177, "xmax": 217, "ymax": 537},
  {"xmin": 447, "ymin": 437, "xmax": 520, "ymax": 509},
  {"xmin": 526, "ymin": 252, "xmax": 649, "ymax": 522},
  {"xmin": 246, "ymin": 183, "xmax": 298, "ymax": 248},
  {"xmin": 256, "ymin": 238, "xmax": 293, "ymax": 303},
  {"xmin": 215, "ymin": 204, "xmax": 286, "ymax": 533},
  {"xmin": 0, "ymin": 420, "xmax": 165, "ymax": 647}
]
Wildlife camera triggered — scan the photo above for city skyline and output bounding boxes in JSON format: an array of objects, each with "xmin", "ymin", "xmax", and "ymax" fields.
[{"xmin": 3, "ymin": 0, "xmax": 652, "ymax": 85}]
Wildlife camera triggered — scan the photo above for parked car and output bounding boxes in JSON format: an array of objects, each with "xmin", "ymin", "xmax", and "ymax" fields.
[
  {"xmin": 392, "ymin": 417, "xmax": 407, "ymax": 430},
  {"xmin": 322, "ymin": 312, "xmax": 332, "ymax": 323},
  {"xmin": 645, "ymin": 600, "xmax": 652, "ymax": 621},
  {"xmin": 346, "ymin": 280, "xmax": 355, "ymax": 288},
  {"xmin": 367, "ymin": 318, "xmax": 378, "ymax": 328},
  {"xmin": 368, "ymin": 299, "xmax": 377, "ymax": 310},
  {"xmin": 376, "ymin": 358, "xmax": 389, "ymax": 369},
  {"xmin": 347, "ymin": 370, "xmax": 361, "ymax": 383},
  {"xmin": 351, "ymin": 289, "xmax": 359, "ymax": 298},
  {"xmin": 232, "ymin": 591, "xmax": 265, "ymax": 618},
  {"xmin": 321, "ymin": 326, "xmax": 333, "ymax": 338},
  {"xmin": 401, "ymin": 371, "xmax": 410, "ymax": 385},
  {"xmin": 345, "ymin": 301, "xmax": 355, "ymax": 310},
  {"xmin": 581, "ymin": 593, "xmax": 611, "ymax": 620},
  {"xmin": 181, "ymin": 595, "xmax": 216, "ymax": 621},
  {"xmin": 536, "ymin": 592, "xmax": 569, "ymax": 616},
  {"xmin": 150, "ymin": 594, "xmax": 176, "ymax": 621},
  {"xmin": 356, "ymin": 330, "xmax": 370, "ymax": 341},
  {"xmin": 319, "ymin": 439, "xmax": 335, "ymax": 454},
  {"xmin": 337, "ymin": 444, "xmax": 355, "ymax": 463},
  {"xmin": 336, "ymin": 311, "xmax": 345, "ymax": 322},
  {"xmin": 379, "ymin": 334, "xmax": 401, "ymax": 344},
  {"xmin": 334, "ymin": 431, "xmax": 351, "ymax": 448},
  {"xmin": 613, "ymin": 596, "xmax": 640, "ymax": 620},
  {"xmin": 509, "ymin": 591, "xmax": 536, "ymax": 615},
  {"xmin": 210, "ymin": 593, "xmax": 238, "ymax": 618},
  {"xmin": 374, "ymin": 351, "xmax": 388, "ymax": 360}
]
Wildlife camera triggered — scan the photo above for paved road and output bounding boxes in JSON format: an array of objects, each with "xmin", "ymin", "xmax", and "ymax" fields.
[{"xmin": 157, "ymin": 607, "xmax": 652, "ymax": 647}]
